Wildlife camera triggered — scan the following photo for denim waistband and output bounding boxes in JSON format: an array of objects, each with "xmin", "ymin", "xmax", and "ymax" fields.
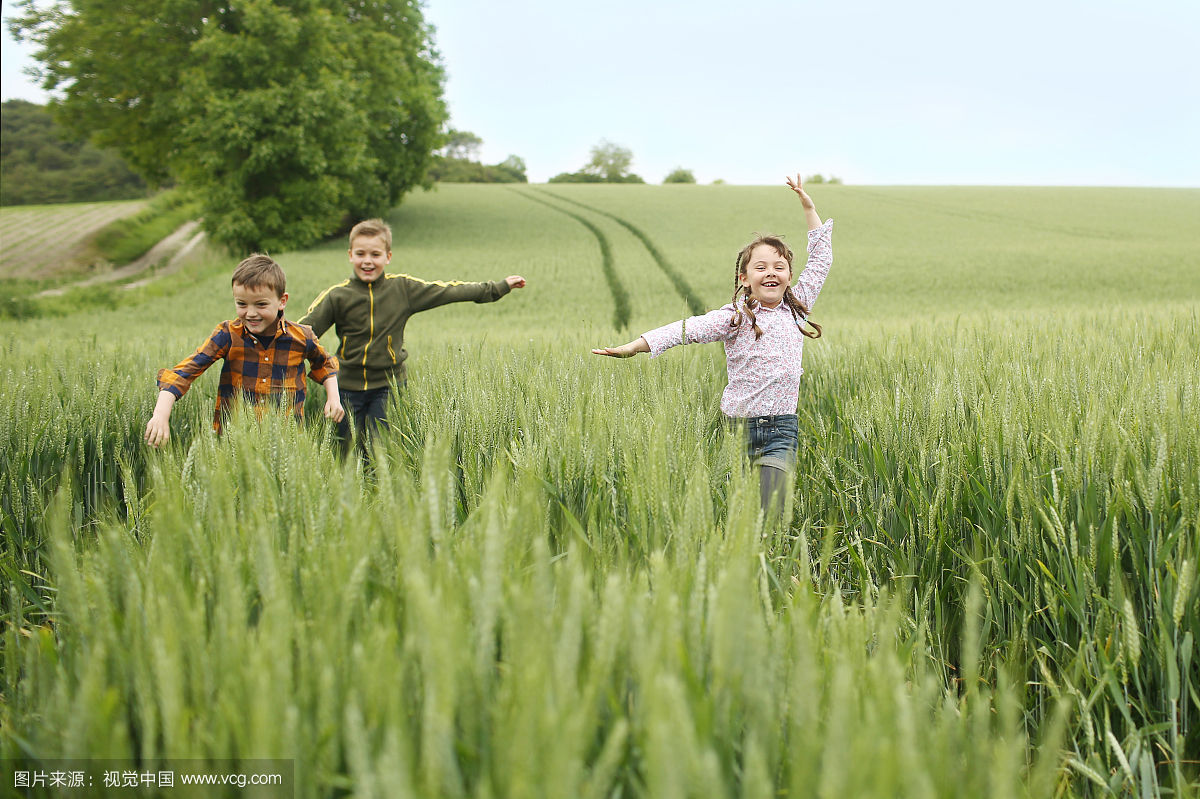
[{"xmin": 727, "ymin": 414, "xmax": 798, "ymax": 429}]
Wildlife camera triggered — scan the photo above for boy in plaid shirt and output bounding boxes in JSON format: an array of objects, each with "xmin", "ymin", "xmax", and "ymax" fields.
[{"xmin": 144, "ymin": 254, "xmax": 344, "ymax": 447}]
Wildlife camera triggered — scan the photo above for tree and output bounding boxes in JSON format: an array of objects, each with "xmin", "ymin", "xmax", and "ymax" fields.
[
  {"xmin": 427, "ymin": 130, "xmax": 527, "ymax": 183},
  {"xmin": 549, "ymin": 140, "xmax": 644, "ymax": 183},
  {"xmin": 441, "ymin": 129, "xmax": 484, "ymax": 161},
  {"xmin": 495, "ymin": 155, "xmax": 527, "ymax": 182},
  {"xmin": 547, "ymin": 171, "xmax": 605, "ymax": 184},
  {"xmin": 10, "ymin": 0, "xmax": 447, "ymax": 252},
  {"xmin": 584, "ymin": 140, "xmax": 641, "ymax": 182},
  {"xmin": 663, "ymin": 167, "xmax": 696, "ymax": 184}
]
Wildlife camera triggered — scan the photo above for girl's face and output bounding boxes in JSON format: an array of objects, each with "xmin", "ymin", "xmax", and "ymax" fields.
[{"xmin": 739, "ymin": 243, "xmax": 791, "ymax": 308}]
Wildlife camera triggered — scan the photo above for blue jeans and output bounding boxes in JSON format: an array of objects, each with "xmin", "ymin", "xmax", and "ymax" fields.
[
  {"xmin": 733, "ymin": 414, "xmax": 799, "ymax": 472},
  {"xmin": 338, "ymin": 387, "xmax": 391, "ymax": 455}
]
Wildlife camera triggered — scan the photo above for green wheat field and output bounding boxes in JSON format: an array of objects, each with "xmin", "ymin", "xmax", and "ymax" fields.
[{"xmin": 2, "ymin": 184, "xmax": 1198, "ymax": 797}]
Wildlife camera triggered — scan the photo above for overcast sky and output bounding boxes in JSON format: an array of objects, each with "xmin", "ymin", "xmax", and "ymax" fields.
[{"xmin": 5, "ymin": 0, "xmax": 1199, "ymax": 185}]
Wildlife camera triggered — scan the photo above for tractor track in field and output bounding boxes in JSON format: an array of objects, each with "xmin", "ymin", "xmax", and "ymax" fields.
[
  {"xmin": 0, "ymin": 201, "xmax": 149, "ymax": 279},
  {"xmin": 35, "ymin": 221, "xmax": 206, "ymax": 297},
  {"xmin": 536, "ymin": 189, "xmax": 707, "ymax": 316},
  {"xmin": 507, "ymin": 187, "xmax": 631, "ymax": 330},
  {"xmin": 1, "ymin": 200, "xmax": 208, "ymax": 296}
]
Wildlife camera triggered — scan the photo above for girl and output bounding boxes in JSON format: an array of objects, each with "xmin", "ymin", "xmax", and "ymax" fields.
[{"xmin": 592, "ymin": 174, "xmax": 833, "ymax": 514}]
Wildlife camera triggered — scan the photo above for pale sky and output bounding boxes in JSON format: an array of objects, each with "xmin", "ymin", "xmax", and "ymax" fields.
[{"xmin": 5, "ymin": 0, "xmax": 1199, "ymax": 186}]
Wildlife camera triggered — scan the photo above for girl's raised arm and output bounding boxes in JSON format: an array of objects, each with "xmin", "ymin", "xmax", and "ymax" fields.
[{"xmin": 786, "ymin": 174, "xmax": 822, "ymax": 231}]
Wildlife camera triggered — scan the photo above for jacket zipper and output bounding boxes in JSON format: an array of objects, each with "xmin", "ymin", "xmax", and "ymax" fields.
[{"xmin": 363, "ymin": 282, "xmax": 375, "ymax": 388}]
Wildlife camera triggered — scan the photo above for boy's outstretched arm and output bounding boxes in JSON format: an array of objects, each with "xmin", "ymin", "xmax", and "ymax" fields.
[
  {"xmin": 145, "ymin": 391, "xmax": 177, "ymax": 448},
  {"xmin": 322, "ymin": 376, "xmax": 345, "ymax": 422},
  {"xmin": 406, "ymin": 274, "xmax": 527, "ymax": 312},
  {"xmin": 786, "ymin": 174, "xmax": 822, "ymax": 231},
  {"xmin": 592, "ymin": 337, "xmax": 649, "ymax": 358}
]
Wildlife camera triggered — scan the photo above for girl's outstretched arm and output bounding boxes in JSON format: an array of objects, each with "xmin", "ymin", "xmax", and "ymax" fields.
[
  {"xmin": 591, "ymin": 337, "xmax": 650, "ymax": 358},
  {"xmin": 786, "ymin": 174, "xmax": 822, "ymax": 231}
]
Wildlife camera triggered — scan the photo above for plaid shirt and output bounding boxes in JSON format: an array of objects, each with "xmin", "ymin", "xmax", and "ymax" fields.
[{"xmin": 157, "ymin": 317, "xmax": 338, "ymax": 432}]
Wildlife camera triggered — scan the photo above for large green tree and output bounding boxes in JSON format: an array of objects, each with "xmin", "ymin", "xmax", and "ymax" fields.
[{"xmin": 10, "ymin": 0, "xmax": 447, "ymax": 252}]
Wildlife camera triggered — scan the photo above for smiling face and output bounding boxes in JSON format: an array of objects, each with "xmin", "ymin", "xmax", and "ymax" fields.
[
  {"xmin": 349, "ymin": 233, "xmax": 391, "ymax": 283},
  {"xmin": 233, "ymin": 282, "xmax": 288, "ymax": 335},
  {"xmin": 739, "ymin": 243, "xmax": 792, "ymax": 308}
]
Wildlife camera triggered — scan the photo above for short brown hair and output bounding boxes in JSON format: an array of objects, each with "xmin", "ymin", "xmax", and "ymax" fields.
[
  {"xmin": 349, "ymin": 218, "xmax": 392, "ymax": 251},
  {"xmin": 231, "ymin": 254, "xmax": 286, "ymax": 297}
]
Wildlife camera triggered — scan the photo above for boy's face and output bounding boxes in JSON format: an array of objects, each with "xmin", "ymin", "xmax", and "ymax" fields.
[
  {"xmin": 349, "ymin": 234, "xmax": 391, "ymax": 283},
  {"xmin": 233, "ymin": 282, "xmax": 288, "ymax": 335},
  {"xmin": 739, "ymin": 243, "xmax": 792, "ymax": 308}
]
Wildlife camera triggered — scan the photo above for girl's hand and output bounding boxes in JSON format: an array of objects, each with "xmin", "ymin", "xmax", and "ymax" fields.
[
  {"xmin": 786, "ymin": 173, "xmax": 815, "ymax": 209},
  {"xmin": 506, "ymin": 275, "xmax": 527, "ymax": 289},
  {"xmin": 591, "ymin": 337, "xmax": 649, "ymax": 358},
  {"xmin": 591, "ymin": 346, "xmax": 634, "ymax": 358}
]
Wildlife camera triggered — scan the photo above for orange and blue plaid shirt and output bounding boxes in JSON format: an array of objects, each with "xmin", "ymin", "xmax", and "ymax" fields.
[{"xmin": 156, "ymin": 317, "xmax": 338, "ymax": 432}]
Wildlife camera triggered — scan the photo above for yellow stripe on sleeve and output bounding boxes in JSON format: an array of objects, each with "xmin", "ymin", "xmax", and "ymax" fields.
[
  {"xmin": 305, "ymin": 279, "xmax": 350, "ymax": 314},
  {"xmin": 390, "ymin": 273, "xmax": 469, "ymax": 287}
]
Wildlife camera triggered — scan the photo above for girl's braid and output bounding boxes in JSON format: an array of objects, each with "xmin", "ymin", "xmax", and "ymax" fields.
[
  {"xmin": 784, "ymin": 289, "xmax": 822, "ymax": 339},
  {"xmin": 729, "ymin": 243, "xmax": 763, "ymax": 338}
]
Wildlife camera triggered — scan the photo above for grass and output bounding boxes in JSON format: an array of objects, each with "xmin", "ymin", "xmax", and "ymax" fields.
[{"xmin": 1, "ymin": 184, "xmax": 1197, "ymax": 797}]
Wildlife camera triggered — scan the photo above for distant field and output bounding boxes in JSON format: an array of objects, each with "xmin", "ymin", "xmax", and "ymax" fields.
[
  {"xmin": 0, "ymin": 199, "xmax": 148, "ymax": 279},
  {"xmin": 2, "ymin": 185, "xmax": 1197, "ymax": 797}
]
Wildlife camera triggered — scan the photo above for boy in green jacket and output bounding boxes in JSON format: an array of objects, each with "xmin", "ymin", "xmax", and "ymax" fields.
[{"xmin": 300, "ymin": 218, "xmax": 525, "ymax": 452}]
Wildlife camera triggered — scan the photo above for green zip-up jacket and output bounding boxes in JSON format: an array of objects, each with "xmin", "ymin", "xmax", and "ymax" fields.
[{"xmin": 300, "ymin": 272, "xmax": 512, "ymax": 391}]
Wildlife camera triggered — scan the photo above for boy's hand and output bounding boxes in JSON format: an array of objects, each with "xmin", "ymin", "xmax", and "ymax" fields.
[
  {"xmin": 506, "ymin": 275, "xmax": 527, "ymax": 289},
  {"xmin": 145, "ymin": 415, "xmax": 170, "ymax": 448},
  {"xmin": 324, "ymin": 397, "xmax": 345, "ymax": 423},
  {"xmin": 785, "ymin": 173, "xmax": 815, "ymax": 209}
]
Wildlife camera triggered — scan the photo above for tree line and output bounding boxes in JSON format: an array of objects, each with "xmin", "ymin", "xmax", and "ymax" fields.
[
  {"xmin": 427, "ymin": 130, "xmax": 528, "ymax": 183},
  {"xmin": 1, "ymin": 100, "xmax": 148, "ymax": 206}
]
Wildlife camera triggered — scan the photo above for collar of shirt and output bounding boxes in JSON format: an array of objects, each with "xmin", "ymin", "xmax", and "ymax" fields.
[
  {"xmin": 740, "ymin": 299, "xmax": 791, "ymax": 316},
  {"xmin": 231, "ymin": 317, "xmax": 290, "ymax": 345},
  {"xmin": 734, "ymin": 295, "xmax": 788, "ymax": 311}
]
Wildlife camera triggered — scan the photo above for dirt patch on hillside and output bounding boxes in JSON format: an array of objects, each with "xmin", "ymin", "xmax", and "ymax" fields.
[
  {"xmin": 36, "ymin": 221, "xmax": 205, "ymax": 297},
  {"xmin": 0, "ymin": 200, "xmax": 148, "ymax": 279}
]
